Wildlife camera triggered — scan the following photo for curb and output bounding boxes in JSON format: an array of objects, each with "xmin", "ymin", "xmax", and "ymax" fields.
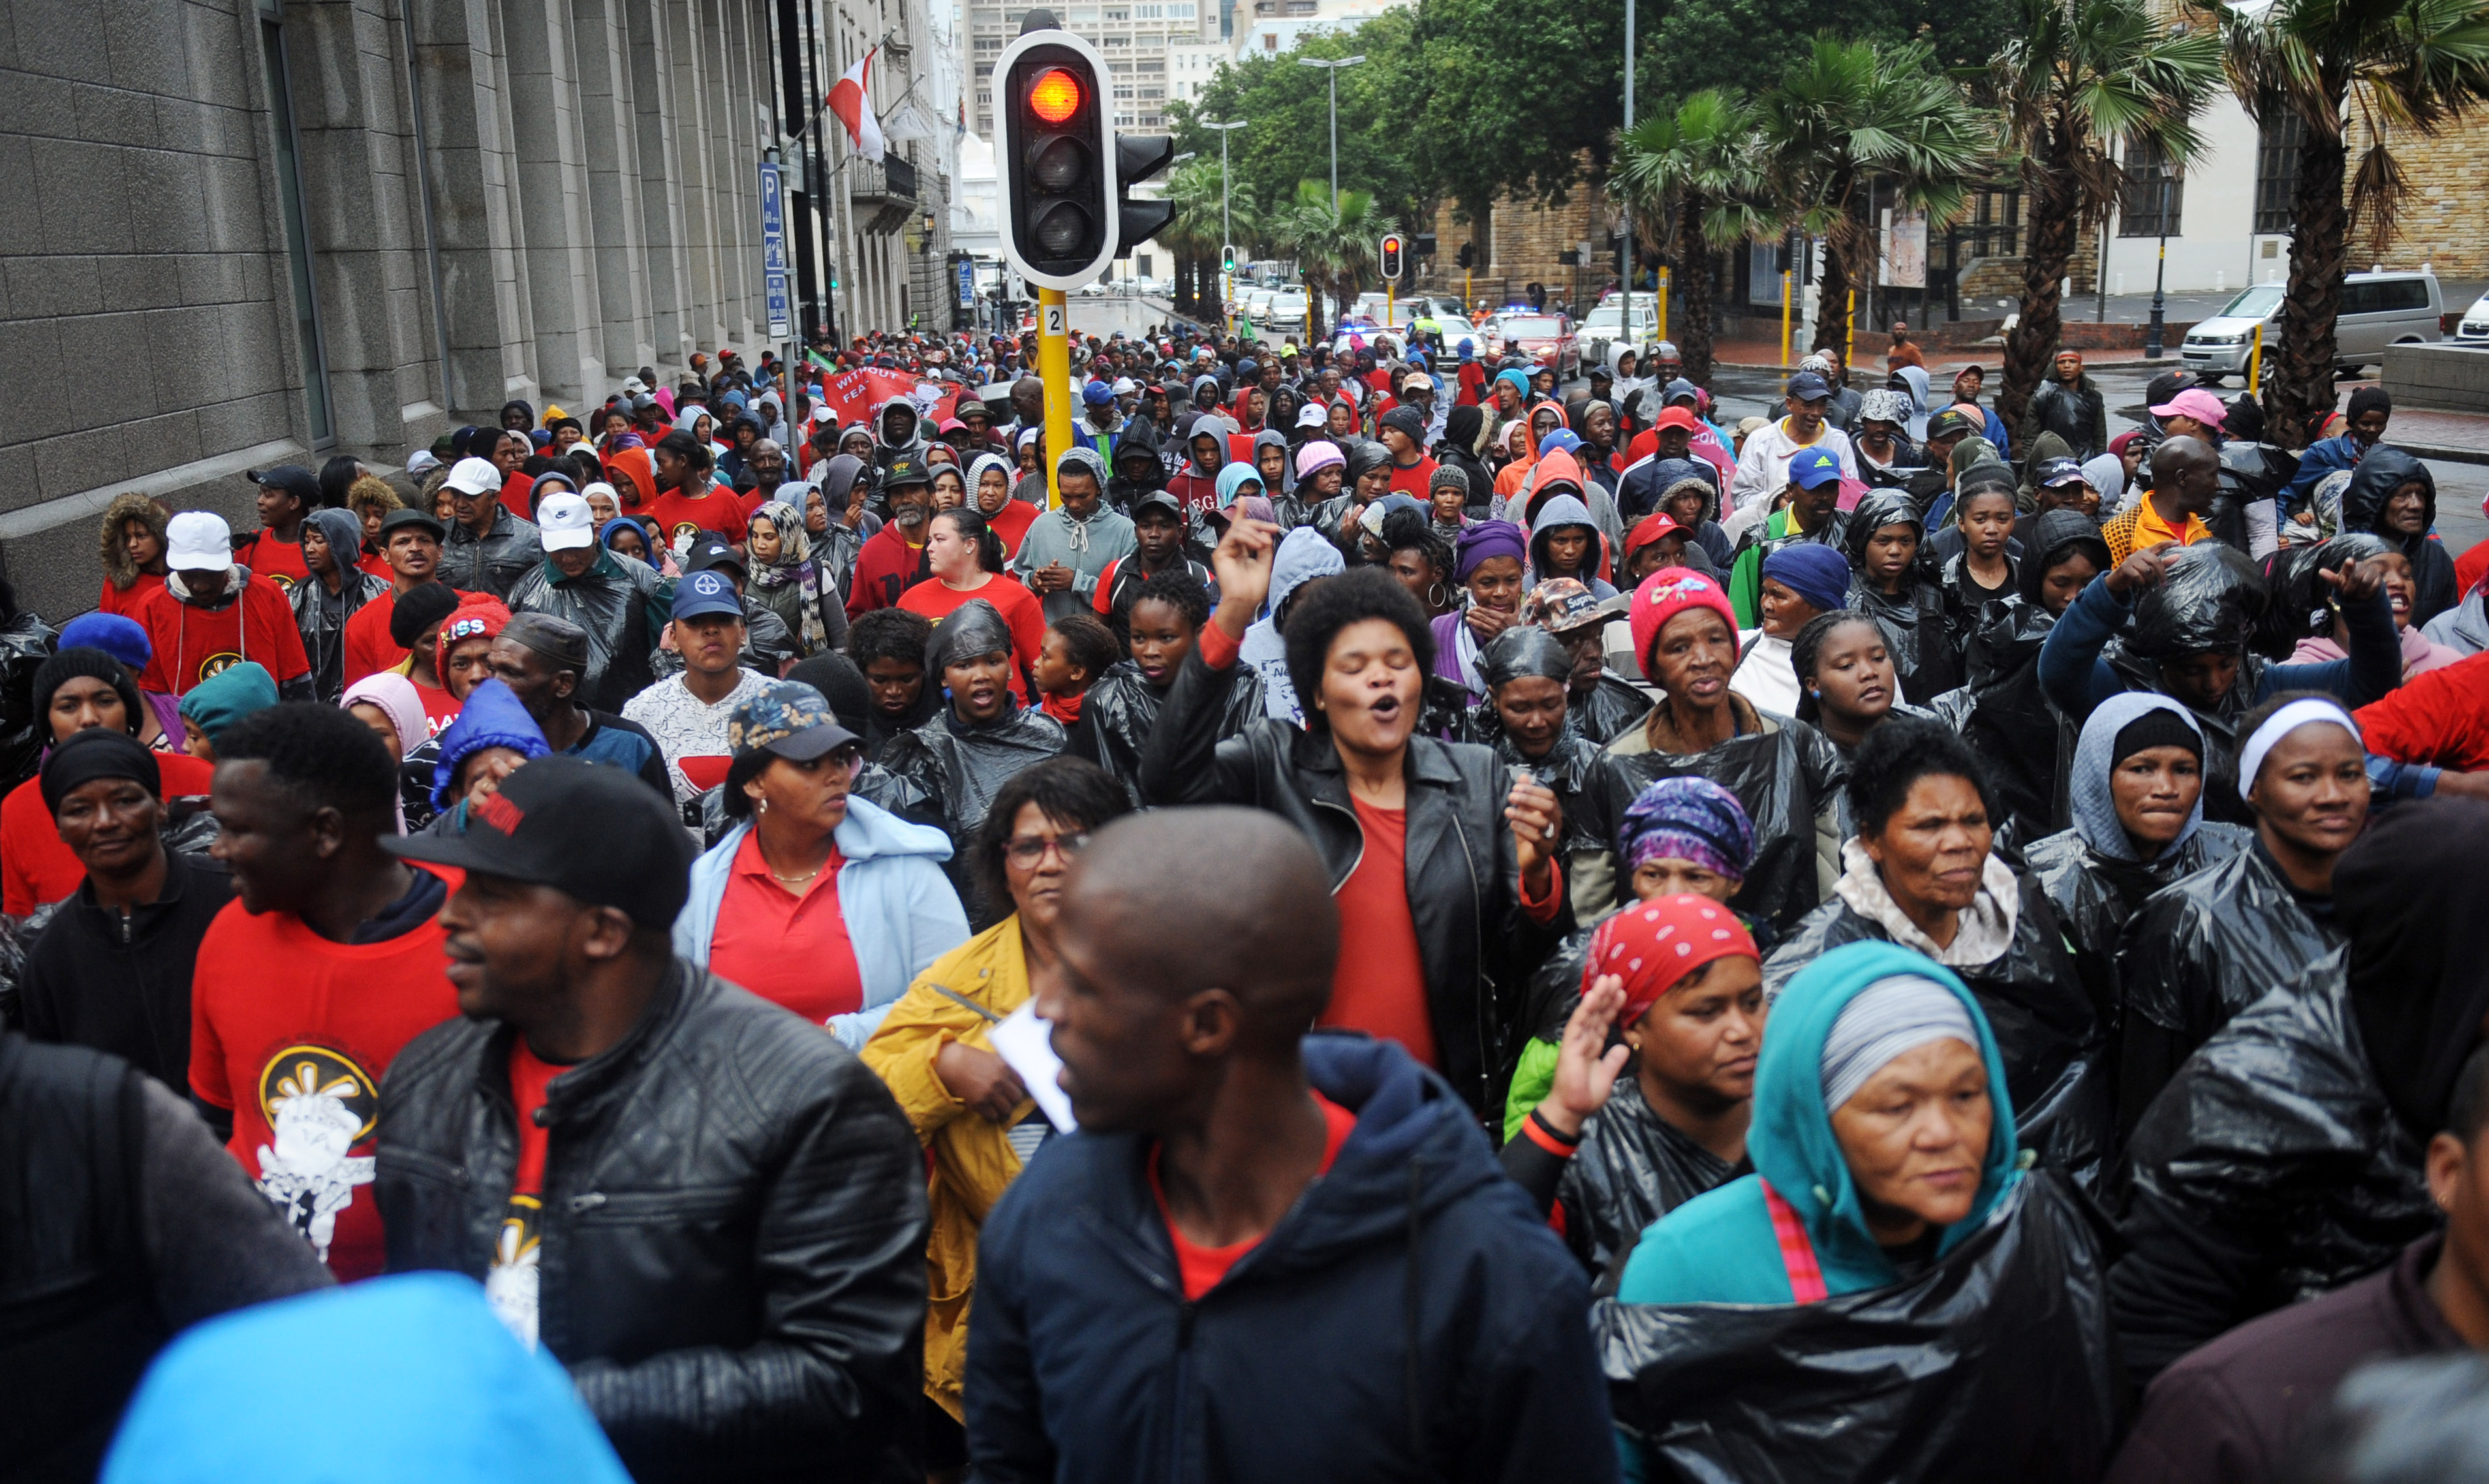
[{"xmin": 2403, "ymin": 442, "xmax": 2489, "ymax": 467}]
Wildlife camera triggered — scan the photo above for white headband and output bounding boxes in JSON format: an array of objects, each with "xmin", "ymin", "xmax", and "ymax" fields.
[{"xmin": 2238, "ymin": 697, "xmax": 2360, "ymax": 788}]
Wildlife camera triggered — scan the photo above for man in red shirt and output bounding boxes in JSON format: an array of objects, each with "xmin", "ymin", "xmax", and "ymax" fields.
[
  {"xmin": 191, "ymin": 702, "xmax": 461, "ymax": 1280},
  {"xmin": 341, "ymin": 507, "xmax": 447, "ymax": 685},
  {"xmin": 970, "ymin": 807, "xmax": 1614, "ymax": 1480},
  {"xmin": 846, "ymin": 456, "xmax": 936, "ymax": 617},
  {"xmin": 136, "ymin": 510, "xmax": 311, "ymax": 699},
  {"xmin": 234, "ymin": 465, "xmax": 317, "ymax": 593},
  {"xmin": 1378, "ymin": 407, "xmax": 1439, "ymax": 499},
  {"xmin": 640, "ymin": 427, "xmax": 750, "ymax": 556}
]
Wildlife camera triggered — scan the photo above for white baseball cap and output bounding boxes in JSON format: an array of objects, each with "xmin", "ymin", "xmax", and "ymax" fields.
[
  {"xmin": 538, "ymin": 491, "xmax": 596, "ymax": 551},
  {"xmin": 405, "ymin": 450, "xmax": 442, "ymax": 476},
  {"xmin": 444, "ymin": 457, "xmax": 502, "ymax": 496},
  {"xmin": 164, "ymin": 510, "xmax": 233, "ymax": 572}
]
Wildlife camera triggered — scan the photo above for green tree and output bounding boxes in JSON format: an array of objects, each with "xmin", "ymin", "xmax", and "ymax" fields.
[
  {"xmin": 1759, "ymin": 37, "xmax": 1994, "ymax": 353},
  {"xmin": 1162, "ymin": 160, "xmax": 1258, "ymax": 318},
  {"xmin": 1983, "ymin": 0, "xmax": 2223, "ymax": 427},
  {"xmin": 1400, "ymin": 0, "xmax": 1622, "ymax": 217},
  {"xmin": 2191, "ymin": 0, "xmax": 2489, "ymax": 443},
  {"xmin": 1272, "ymin": 180, "xmax": 1399, "ymax": 344},
  {"xmin": 1614, "ymin": 91, "xmax": 1775, "ymax": 385},
  {"xmin": 1169, "ymin": 19, "xmax": 1423, "ymax": 228}
]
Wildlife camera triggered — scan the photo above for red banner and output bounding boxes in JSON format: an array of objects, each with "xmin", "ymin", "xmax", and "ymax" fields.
[{"xmin": 815, "ymin": 367, "xmax": 961, "ymax": 430}]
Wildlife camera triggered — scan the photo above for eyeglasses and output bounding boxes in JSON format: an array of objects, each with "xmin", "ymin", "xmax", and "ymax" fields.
[{"xmin": 1004, "ymin": 831, "xmax": 1090, "ymax": 867}]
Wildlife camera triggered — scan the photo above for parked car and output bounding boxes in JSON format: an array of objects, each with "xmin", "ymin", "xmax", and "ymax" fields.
[
  {"xmin": 2181, "ymin": 270, "xmax": 2443, "ymax": 382},
  {"xmin": 2456, "ymin": 288, "xmax": 2489, "ymax": 343},
  {"xmin": 1242, "ymin": 288, "xmax": 1275, "ymax": 324},
  {"xmin": 1077, "ymin": 279, "xmax": 1110, "ymax": 298},
  {"xmin": 1489, "ymin": 313, "xmax": 1581, "ymax": 380},
  {"xmin": 1267, "ymin": 288, "xmax": 1310, "ymax": 334}
]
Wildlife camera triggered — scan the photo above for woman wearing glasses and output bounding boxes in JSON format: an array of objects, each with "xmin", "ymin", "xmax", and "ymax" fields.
[
  {"xmin": 673, "ymin": 679, "xmax": 970, "ymax": 1049},
  {"xmin": 860, "ymin": 756, "xmax": 1134, "ymax": 1477}
]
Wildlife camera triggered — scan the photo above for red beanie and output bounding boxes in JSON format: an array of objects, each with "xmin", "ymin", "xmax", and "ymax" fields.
[
  {"xmin": 1628, "ymin": 566, "xmax": 1739, "ymax": 673},
  {"xmin": 435, "ymin": 592, "xmax": 512, "ymax": 676}
]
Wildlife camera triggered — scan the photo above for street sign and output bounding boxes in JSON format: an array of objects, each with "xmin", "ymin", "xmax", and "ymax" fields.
[
  {"xmin": 956, "ymin": 257, "xmax": 976, "ymax": 311},
  {"xmin": 758, "ymin": 162, "xmax": 791, "ymax": 339}
]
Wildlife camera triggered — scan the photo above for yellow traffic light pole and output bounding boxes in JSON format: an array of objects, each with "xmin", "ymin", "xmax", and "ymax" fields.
[{"xmin": 1038, "ymin": 287, "xmax": 1074, "ymax": 509}]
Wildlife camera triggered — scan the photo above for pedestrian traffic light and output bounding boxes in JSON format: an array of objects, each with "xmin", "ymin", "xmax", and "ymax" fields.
[
  {"xmin": 993, "ymin": 23, "xmax": 1116, "ymax": 290},
  {"xmin": 1457, "ymin": 242, "xmax": 1474, "ymax": 270},
  {"xmin": 1379, "ymin": 232, "xmax": 1404, "ymax": 281},
  {"xmin": 1221, "ymin": 243, "xmax": 1238, "ymax": 274}
]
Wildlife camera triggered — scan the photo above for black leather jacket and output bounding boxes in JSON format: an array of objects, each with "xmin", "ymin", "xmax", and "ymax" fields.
[
  {"xmin": 1141, "ymin": 646, "xmax": 1569, "ymax": 1117},
  {"xmin": 375, "ymin": 964, "xmax": 928, "ymax": 1483},
  {"xmin": 438, "ymin": 502, "xmax": 545, "ymax": 599}
]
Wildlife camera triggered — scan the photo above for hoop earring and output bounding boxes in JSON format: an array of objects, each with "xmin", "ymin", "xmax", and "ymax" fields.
[{"xmin": 1427, "ymin": 582, "xmax": 1447, "ymax": 608}]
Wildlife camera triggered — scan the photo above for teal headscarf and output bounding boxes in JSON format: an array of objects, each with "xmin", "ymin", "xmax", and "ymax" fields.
[
  {"xmin": 1616, "ymin": 940, "xmax": 2023, "ymax": 1304},
  {"xmin": 1214, "ymin": 462, "xmax": 1263, "ymax": 511}
]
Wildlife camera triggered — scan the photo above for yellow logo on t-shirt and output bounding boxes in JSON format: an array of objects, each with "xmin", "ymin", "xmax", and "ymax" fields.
[{"xmin": 196, "ymin": 652, "xmax": 243, "ymax": 683}]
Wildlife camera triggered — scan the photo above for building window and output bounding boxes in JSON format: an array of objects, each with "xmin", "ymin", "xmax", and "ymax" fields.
[
  {"xmin": 257, "ymin": 3, "xmax": 333, "ymax": 446},
  {"xmin": 2120, "ymin": 136, "xmax": 2182, "ymax": 238},
  {"xmin": 2255, "ymin": 112, "xmax": 2304, "ymax": 234}
]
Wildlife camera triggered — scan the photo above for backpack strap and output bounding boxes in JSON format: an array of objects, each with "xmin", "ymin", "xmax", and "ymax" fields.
[{"xmin": 1759, "ymin": 1179, "xmax": 1829, "ymax": 1304}]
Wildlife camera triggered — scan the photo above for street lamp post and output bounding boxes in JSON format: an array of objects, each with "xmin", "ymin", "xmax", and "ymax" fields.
[
  {"xmin": 2147, "ymin": 162, "xmax": 2172, "ymax": 360},
  {"xmin": 1620, "ymin": 0, "xmax": 1635, "ymax": 362},
  {"xmin": 1202, "ymin": 118, "xmax": 1248, "ymax": 328},
  {"xmin": 1294, "ymin": 55, "xmax": 1365, "ymax": 210}
]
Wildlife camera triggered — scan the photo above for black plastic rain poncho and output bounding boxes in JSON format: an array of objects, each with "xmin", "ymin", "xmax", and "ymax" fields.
[
  {"xmin": 2099, "ymin": 542, "xmax": 2272, "ymax": 824},
  {"xmin": 1600, "ymin": 1171, "xmax": 2124, "ymax": 1484},
  {"xmin": 1077, "ymin": 658, "xmax": 1263, "ymax": 807},
  {"xmin": 2338, "ymin": 447, "xmax": 2457, "ymax": 627},
  {"xmin": 288, "ymin": 509, "xmax": 388, "ymax": 704},
  {"xmin": 0, "ymin": 610, "xmax": 57, "ymax": 798},
  {"xmin": 1463, "ymin": 625, "xmax": 1607, "ymax": 858},
  {"xmin": 2111, "ymin": 841, "xmax": 2345, "ymax": 1137},
  {"xmin": 2110, "ymin": 953, "xmax": 2438, "ymax": 1384},
  {"xmin": 1558, "ymin": 1076, "xmax": 1744, "ymax": 1282},
  {"xmin": 2212, "ymin": 438, "xmax": 2302, "ymax": 553},
  {"xmin": 502, "ymin": 548, "xmax": 670, "ymax": 713},
  {"xmin": 879, "ymin": 602, "xmax": 1068, "ymax": 873},
  {"xmin": 1763, "ymin": 871, "xmax": 2111, "ymax": 1187},
  {"xmin": 2253, "ymin": 532, "xmax": 2392, "ymax": 660},
  {"xmin": 1568, "ymin": 701, "xmax": 1843, "ymax": 933},
  {"xmin": 1842, "ymin": 489, "xmax": 1962, "ymax": 705}
]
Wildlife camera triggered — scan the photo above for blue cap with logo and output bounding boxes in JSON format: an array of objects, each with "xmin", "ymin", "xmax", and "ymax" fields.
[
  {"xmin": 671, "ymin": 567, "xmax": 744, "ymax": 621},
  {"xmin": 1787, "ymin": 447, "xmax": 1844, "ymax": 490}
]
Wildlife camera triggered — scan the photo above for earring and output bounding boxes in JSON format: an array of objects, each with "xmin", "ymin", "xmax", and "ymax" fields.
[{"xmin": 756, "ymin": 796, "xmax": 769, "ymax": 814}]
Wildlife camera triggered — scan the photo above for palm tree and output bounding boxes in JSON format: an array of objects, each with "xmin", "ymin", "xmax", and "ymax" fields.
[
  {"xmin": 2191, "ymin": 0, "xmax": 2489, "ymax": 443},
  {"xmin": 1614, "ymin": 90, "xmax": 1777, "ymax": 386},
  {"xmin": 1163, "ymin": 160, "xmax": 1259, "ymax": 321},
  {"xmin": 1984, "ymin": 0, "xmax": 2223, "ymax": 427},
  {"xmin": 1758, "ymin": 37, "xmax": 1994, "ymax": 355},
  {"xmin": 1272, "ymin": 179, "xmax": 1398, "ymax": 345}
]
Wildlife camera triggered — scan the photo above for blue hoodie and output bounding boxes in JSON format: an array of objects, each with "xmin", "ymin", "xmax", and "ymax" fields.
[
  {"xmin": 966, "ymin": 1034, "xmax": 1619, "ymax": 1483},
  {"xmin": 429, "ymin": 677, "xmax": 549, "ymax": 808},
  {"xmin": 673, "ymin": 795, "xmax": 968, "ymax": 1048},
  {"xmin": 1238, "ymin": 525, "xmax": 1346, "ymax": 724},
  {"xmin": 104, "ymin": 1274, "xmax": 630, "ymax": 1484},
  {"xmin": 1616, "ymin": 940, "xmax": 2022, "ymax": 1305}
]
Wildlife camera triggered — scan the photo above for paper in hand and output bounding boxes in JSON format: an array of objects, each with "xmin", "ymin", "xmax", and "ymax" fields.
[{"xmin": 989, "ymin": 1002, "xmax": 1079, "ymax": 1134}]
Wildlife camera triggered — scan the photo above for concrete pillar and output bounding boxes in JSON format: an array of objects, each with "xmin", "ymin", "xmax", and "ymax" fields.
[
  {"xmin": 406, "ymin": 0, "xmax": 532, "ymax": 420},
  {"xmin": 570, "ymin": 0, "xmax": 658, "ymax": 380},
  {"xmin": 503, "ymin": 0, "xmax": 605, "ymax": 407},
  {"xmin": 625, "ymin": 0, "xmax": 690, "ymax": 373}
]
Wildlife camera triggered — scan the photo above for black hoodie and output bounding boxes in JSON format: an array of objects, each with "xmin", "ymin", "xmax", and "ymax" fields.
[{"xmin": 2339, "ymin": 447, "xmax": 2456, "ymax": 627}]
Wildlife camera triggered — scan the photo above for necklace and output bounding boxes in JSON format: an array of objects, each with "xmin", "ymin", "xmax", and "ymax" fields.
[{"xmin": 769, "ymin": 864, "xmax": 822, "ymax": 886}]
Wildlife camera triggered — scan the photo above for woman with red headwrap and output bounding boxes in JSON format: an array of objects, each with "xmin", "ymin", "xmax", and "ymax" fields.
[{"xmin": 1500, "ymin": 891, "xmax": 1765, "ymax": 1276}]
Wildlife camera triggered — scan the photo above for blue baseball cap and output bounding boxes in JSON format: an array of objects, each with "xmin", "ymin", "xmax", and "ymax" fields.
[
  {"xmin": 1081, "ymin": 380, "xmax": 1114, "ymax": 407},
  {"xmin": 670, "ymin": 567, "xmax": 744, "ymax": 621},
  {"xmin": 1787, "ymin": 447, "xmax": 1844, "ymax": 490},
  {"xmin": 1785, "ymin": 371, "xmax": 1832, "ymax": 401}
]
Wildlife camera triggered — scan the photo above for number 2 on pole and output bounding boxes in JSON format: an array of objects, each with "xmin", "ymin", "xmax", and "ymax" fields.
[{"xmin": 1045, "ymin": 303, "xmax": 1066, "ymax": 335}]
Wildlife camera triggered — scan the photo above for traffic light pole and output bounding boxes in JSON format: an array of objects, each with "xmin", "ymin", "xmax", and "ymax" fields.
[{"xmin": 1037, "ymin": 287, "xmax": 1074, "ymax": 509}]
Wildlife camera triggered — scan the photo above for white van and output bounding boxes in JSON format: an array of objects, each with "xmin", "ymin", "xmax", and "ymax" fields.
[{"xmin": 2180, "ymin": 270, "xmax": 2443, "ymax": 383}]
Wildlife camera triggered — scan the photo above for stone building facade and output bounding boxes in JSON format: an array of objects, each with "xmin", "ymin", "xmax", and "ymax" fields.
[{"xmin": 0, "ymin": 0, "xmax": 948, "ymax": 622}]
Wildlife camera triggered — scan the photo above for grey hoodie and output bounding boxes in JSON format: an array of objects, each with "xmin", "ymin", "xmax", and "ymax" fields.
[{"xmin": 1525, "ymin": 491, "xmax": 1618, "ymax": 599}]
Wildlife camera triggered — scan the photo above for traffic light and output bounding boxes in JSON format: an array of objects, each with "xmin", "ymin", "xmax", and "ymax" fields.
[
  {"xmin": 1379, "ymin": 232, "xmax": 1404, "ymax": 281},
  {"xmin": 991, "ymin": 15, "xmax": 1175, "ymax": 290},
  {"xmin": 1457, "ymin": 243, "xmax": 1474, "ymax": 270},
  {"xmin": 1221, "ymin": 243, "xmax": 1238, "ymax": 274},
  {"xmin": 994, "ymin": 25, "xmax": 1114, "ymax": 288}
]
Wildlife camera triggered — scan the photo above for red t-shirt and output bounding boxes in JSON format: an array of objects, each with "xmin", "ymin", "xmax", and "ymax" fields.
[
  {"xmin": 98, "ymin": 573, "xmax": 166, "ymax": 618},
  {"xmin": 640, "ymin": 487, "xmax": 749, "ymax": 552},
  {"xmin": 358, "ymin": 550, "xmax": 393, "ymax": 581},
  {"xmin": 341, "ymin": 590, "xmax": 409, "ymax": 687},
  {"xmin": 486, "ymin": 1038, "xmax": 566, "ymax": 1340},
  {"xmin": 1320, "ymin": 797, "xmax": 1438, "ymax": 1070},
  {"xmin": 1387, "ymin": 457, "xmax": 1440, "ymax": 499},
  {"xmin": 900, "ymin": 575, "xmax": 1046, "ymax": 702},
  {"xmin": 1152, "ymin": 1092, "xmax": 1356, "ymax": 1299},
  {"xmin": 234, "ymin": 530, "xmax": 311, "ymax": 594},
  {"xmin": 2455, "ymin": 537, "xmax": 2488, "ymax": 608},
  {"xmin": 187, "ymin": 871, "xmax": 463, "ymax": 1281},
  {"xmin": 703, "ymin": 831, "xmax": 866, "ymax": 1023},
  {"xmin": 846, "ymin": 525, "xmax": 929, "ymax": 617},
  {"xmin": 411, "ymin": 679, "xmax": 461, "ymax": 741},
  {"xmin": 134, "ymin": 577, "xmax": 312, "ymax": 694},
  {"xmin": 1457, "ymin": 363, "xmax": 1487, "ymax": 407},
  {"xmin": 986, "ymin": 499, "xmax": 1039, "ymax": 560},
  {"xmin": 0, "ymin": 752, "xmax": 217, "ymax": 916}
]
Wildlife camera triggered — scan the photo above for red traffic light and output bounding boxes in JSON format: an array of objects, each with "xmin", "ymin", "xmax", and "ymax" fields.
[{"xmin": 1029, "ymin": 68, "xmax": 1083, "ymax": 123}]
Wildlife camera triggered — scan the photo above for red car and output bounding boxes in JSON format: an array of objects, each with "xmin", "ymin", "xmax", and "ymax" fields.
[{"xmin": 1490, "ymin": 313, "xmax": 1581, "ymax": 382}]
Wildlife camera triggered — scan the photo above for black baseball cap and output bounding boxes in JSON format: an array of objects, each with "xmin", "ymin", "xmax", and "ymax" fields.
[
  {"xmin": 249, "ymin": 465, "xmax": 320, "ymax": 506},
  {"xmin": 386, "ymin": 754, "xmax": 694, "ymax": 927},
  {"xmin": 1130, "ymin": 490, "xmax": 1184, "ymax": 523},
  {"xmin": 686, "ymin": 535, "xmax": 747, "ymax": 576},
  {"xmin": 884, "ymin": 454, "xmax": 933, "ymax": 488}
]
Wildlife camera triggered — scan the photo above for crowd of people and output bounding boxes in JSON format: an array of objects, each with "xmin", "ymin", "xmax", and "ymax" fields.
[{"xmin": 5, "ymin": 310, "xmax": 2489, "ymax": 1484}]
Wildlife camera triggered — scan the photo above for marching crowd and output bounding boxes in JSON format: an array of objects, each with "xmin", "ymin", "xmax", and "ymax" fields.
[{"xmin": 7, "ymin": 311, "xmax": 2489, "ymax": 1484}]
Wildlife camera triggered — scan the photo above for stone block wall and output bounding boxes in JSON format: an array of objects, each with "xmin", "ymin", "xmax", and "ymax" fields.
[{"xmin": 2346, "ymin": 115, "xmax": 2489, "ymax": 278}]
